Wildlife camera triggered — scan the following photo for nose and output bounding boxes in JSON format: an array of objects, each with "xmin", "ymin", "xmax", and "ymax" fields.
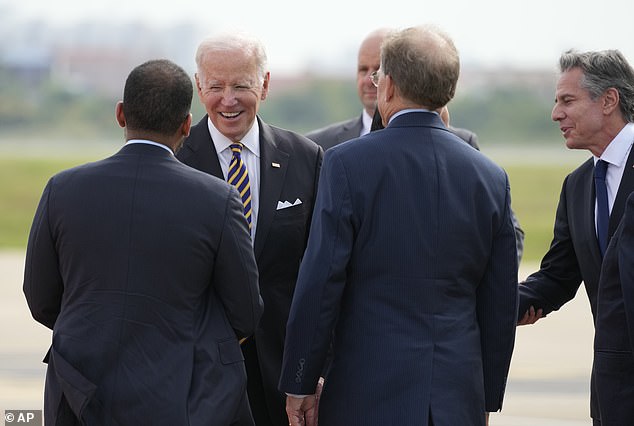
[
  {"xmin": 551, "ymin": 103, "xmax": 563, "ymax": 122},
  {"xmin": 220, "ymin": 87, "xmax": 239, "ymax": 105}
]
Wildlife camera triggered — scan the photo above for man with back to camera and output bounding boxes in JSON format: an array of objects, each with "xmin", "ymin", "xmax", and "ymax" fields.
[
  {"xmin": 279, "ymin": 25, "xmax": 518, "ymax": 426},
  {"xmin": 23, "ymin": 59, "xmax": 263, "ymax": 425},
  {"xmin": 308, "ymin": 26, "xmax": 526, "ymax": 263}
]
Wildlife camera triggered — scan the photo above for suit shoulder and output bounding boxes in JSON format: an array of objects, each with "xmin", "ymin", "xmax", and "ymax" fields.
[
  {"xmin": 448, "ymin": 126, "xmax": 480, "ymax": 150},
  {"xmin": 566, "ymin": 157, "xmax": 594, "ymax": 183},
  {"xmin": 305, "ymin": 116, "xmax": 361, "ymax": 149},
  {"xmin": 265, "ymin": 123, "xmax": 322, "ymax": 154},
  {"xmin": 305, "ymin": 117, "xmax": 359, "ymax": 139},
  {"xmin": 175, "ymin": 160, "xmax": 234, "ymax": 196}
]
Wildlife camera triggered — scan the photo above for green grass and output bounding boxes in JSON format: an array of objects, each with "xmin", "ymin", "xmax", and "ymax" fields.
[
  {"xmin": 0, "ymin": 154, "xmax": 103, "ymax": 248},
  {"xmin": 0, "ymin": 148, "xmax": 584, "ymax": 264},
  {"xmin": 505, "ymin": 163, "xmax": 574, "ymax": 264}
]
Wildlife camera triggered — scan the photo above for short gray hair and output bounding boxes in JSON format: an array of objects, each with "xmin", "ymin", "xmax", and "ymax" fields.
[
  {"xmin": 381, "ymin": 25, "xmax": 460, "ymax": 109},
  {"xmin": 559, "ymin": 49, "xmax": 634, "ymax": 122},
  {"xmin": 195, "ymin": 32, "xmax": 268, "ymax": 83}
]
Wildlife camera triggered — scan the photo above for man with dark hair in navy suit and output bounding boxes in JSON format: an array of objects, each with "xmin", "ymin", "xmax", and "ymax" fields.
[{"xmin": 24, "ymin": 59, "xmax": 262, "ymax": 425}]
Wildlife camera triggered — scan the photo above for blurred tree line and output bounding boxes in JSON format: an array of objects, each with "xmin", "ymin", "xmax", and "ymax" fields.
[{"xmin": 0, "ymin": 69, "xmax": 561, "ymax": 145}]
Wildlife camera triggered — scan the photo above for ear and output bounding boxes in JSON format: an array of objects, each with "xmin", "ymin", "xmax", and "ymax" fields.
[
  {"xmin": 384, "ymin": 74, "xmax": 395, "ymax": 102},
  {"xmin": 182, "ymin": 113, "xmax": 192, "ymax": 137},
  {"xmin": 115, "ymin": 101, "xmax": 126, "ymax": 128},
  {"xmin": 260, "ymin": 72, "xmax": 270, "ymax": 100},
  {"xmin": 603, "ymin": 87, "xmax": 620, "ymax": 115},
  {"xmin": 194, "ymin": 73, "xmax": 200, "ymax": 88}
]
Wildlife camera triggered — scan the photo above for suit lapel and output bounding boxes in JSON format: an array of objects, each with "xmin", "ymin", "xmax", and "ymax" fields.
[
  {"xmin": 187, "ymin": 116, "xmax": 224, "ymax": 179},
  {"xmin": 579, "ymin": 159, "xmax": 604, "ymax": 263},
  {"xmin": 337, "ymin": 116, "xmax": 363, "ymax": 144},
  {"xmin": 254, "ymin": 120, "xmax": 290, "ymax": 259},
  {"xmin": 611, "ymin": 146, "xmax": 634, "ymax": 235}
]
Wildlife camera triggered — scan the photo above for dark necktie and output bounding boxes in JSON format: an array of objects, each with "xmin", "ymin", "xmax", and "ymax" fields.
[
  {"xmin": 227, "ymin": 143, "xmax": 252, "ymax": 231},
  {"xmin": 594, "ymin": 159, "xmax": 609, "ymax": 256}
]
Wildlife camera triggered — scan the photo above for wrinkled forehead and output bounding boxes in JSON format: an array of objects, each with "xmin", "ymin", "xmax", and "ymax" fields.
[{"xmin": 198, "ymin": 52, "xmax": 262, "ymax": 84}]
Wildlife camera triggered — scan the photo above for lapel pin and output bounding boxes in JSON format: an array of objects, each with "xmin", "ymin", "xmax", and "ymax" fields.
[{"xmin": 272, "ymin": 162, "xmax": 281, "ymax": 168}]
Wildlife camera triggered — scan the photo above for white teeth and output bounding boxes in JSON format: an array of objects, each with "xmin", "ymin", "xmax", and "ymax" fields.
[{"xmin": 221, "ymin": 112, "xmax": 240, "ymax": 118}]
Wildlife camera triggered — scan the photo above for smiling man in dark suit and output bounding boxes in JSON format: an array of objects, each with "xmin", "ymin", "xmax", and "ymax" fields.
[
  {"xmin": 176, "ymin": 33, "xmax": 322, "ymax": 426},
  {"xmin": 23, "ymin": 59, "xmax": 262, "ymax": 425},
  {"xmin": 518, "ymin": 49, "xmax": 634, "ymax": 425}
]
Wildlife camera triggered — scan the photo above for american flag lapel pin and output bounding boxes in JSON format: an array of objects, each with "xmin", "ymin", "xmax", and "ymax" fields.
[{"xmin": 272, "ymin": 162, "xmax": 281, "ymax": 168}]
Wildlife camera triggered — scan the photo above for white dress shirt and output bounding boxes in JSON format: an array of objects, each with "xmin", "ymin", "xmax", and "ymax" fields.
[
  {"xmin": 124, "ymin": 139, "xmax": 174, "ymax": 154},
  {"xmin": 207, "ymin": 118, "xmax": 260, "ymax": 240},
  {"xmin": 595, "ymin": 122, "xmax": 634, "ymax": 234},
  {"xmin": 360, "ymin": 109, "xmax": 373, "ymax": 136}
]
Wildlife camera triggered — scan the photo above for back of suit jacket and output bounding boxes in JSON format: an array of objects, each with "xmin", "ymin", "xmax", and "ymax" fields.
[
  {"xmin": 280, "ymin": 112, "xmax": 518, "ymax": 425},
  {"xmin": 177, "ymin": 116, "xmax": 323, "ymax": 425},
  {"xmin": 23, "ymin": 144, "xmax": 262, "ymax": 426}
]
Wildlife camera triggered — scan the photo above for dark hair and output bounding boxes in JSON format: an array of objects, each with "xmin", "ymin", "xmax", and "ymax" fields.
[
  {"xmin": 559, "ymin": 49, "xmax": 634, "ymax": 122},
  {"xmin": 123, "ymin": 59, "xmax": 193, "ymax": 134}
]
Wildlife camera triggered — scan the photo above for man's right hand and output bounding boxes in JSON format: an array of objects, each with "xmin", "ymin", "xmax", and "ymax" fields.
[{"xmin": 518, "ymin": 306, "xmax": 543, "ymax": 326}]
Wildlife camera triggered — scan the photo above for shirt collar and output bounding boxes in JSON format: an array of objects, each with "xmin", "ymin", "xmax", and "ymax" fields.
[
  {"xmin": 361, "ymin": 109, "xmax": 373, "ymax": 136},
  {"xmin": 124, "ymin": 139, "xmax": 174, "ymax": 155},
  {"xmin": 207, "ymin": 116, "xmax": 261, "ymax": 157},
  {"xmin": 388, "ymin": 108, "xmax": 437, "ymax": 125},
  {"xmin": 596, "ymin": 122, "xmax": 634, "ymax": 166}
]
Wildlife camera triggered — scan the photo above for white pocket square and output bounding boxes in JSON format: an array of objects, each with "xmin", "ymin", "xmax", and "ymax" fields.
[{"xmin": 276, "ymin": 198, "xmax": 302, "ymax": 210}]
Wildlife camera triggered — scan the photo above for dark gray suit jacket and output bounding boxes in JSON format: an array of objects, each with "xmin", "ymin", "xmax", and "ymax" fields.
[
  {"xmin": 24, "ymin": 143, "xmax": 262, "ymax": 426},
  {"xmin": 280, "ymin": 112, "xmax": 518, "ymax": 423},
  {"xmin": 305, "ymin": 115, "xmax": 363, "ymax": 151},
  {"xmin": 594, "ymin": 192, "xmax": 634, "ymax": 424},
  {"xmin": 519, "ymin": 147, "xmax": 634, "ymax": 421},
  {"xmin": 177, "ymin": 116, "xmax": 323, "ymax": 426}
]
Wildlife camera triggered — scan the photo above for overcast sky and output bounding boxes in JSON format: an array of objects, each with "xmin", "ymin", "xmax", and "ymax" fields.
[{"xmin": 3, "ymin": 0, "xmax": 633, "ymax": 76}]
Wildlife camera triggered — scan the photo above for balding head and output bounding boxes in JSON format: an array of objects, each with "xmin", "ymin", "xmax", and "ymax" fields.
[{"xmin": 356, "ymin": 28, "xmax": 394, "ymax": 115}]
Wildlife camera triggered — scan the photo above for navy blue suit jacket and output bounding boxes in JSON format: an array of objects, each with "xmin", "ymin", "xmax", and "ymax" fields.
[
  {"xmin": 23, "ymin": 143, "xmax": 262, "ymax": 425},
  {"xmin": 279, "ymin": 112, "xmax": 518, "ymax": 425}
]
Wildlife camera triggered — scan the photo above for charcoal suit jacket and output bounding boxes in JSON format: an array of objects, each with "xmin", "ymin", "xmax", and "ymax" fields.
[
  {"xmin": 594, "ymin": 191, "xmax": 634, "ymax": 425},
  {"xmin": 177, "ymin": 116, "xmax": 322, "ymax": 426},
  {"xmin": 518, "ymin": 146, "xmax": 634, "ymax": 421},
  {"xmin": 23, "ymin": 142, "xmax": 262, "ymax": 425}
]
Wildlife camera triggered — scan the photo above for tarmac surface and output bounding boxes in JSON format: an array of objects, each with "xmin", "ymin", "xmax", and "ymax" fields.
[{"xmin": 0, "ymin": 251, "xmax": 594, "ymax": 425}]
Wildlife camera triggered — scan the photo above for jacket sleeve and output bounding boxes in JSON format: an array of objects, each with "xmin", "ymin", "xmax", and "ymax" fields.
[
  {"xmin": 477, "ymin": 176, "xmax": 518, "ymax": 412},
  {"xmin": 211, "ymin": 186, "xmax": 262, "ymax": 338},
  {"xmin": 23, "ymin": 179, "xmax": 64, "ymax": 330}
]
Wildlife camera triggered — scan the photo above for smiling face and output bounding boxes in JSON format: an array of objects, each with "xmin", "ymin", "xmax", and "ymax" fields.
[
  {"xmin": 195, "ymin": 48, "xmax": 268, "ymax": 142},
  {"xmin": 551, "ymin": 67, "xmax": 609, "ymax": 154}
]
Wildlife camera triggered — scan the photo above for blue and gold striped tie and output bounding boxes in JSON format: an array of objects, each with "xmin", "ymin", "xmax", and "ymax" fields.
[{"xmin": 227, "ymin": 143, "xmax": 252, "ymax": 230}]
